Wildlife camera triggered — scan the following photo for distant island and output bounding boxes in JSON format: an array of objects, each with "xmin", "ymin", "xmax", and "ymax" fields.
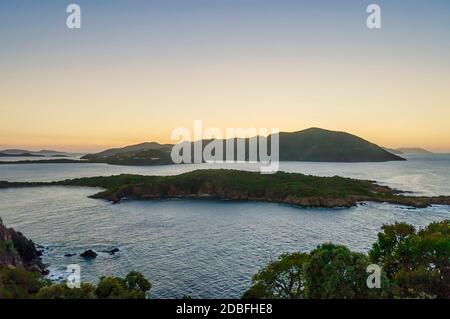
[
  {"xmin": 82, "ymin": 128, "xmax": 405, "ymax": 165},
  {"xmin": 82, "ymin": 144, "xmax": 173, "ymax": 166},
  {"xmin": 0, "ymin": 152, "xmax": 44, "ymax": 157},
  {"xmin": 383, "ymin": 147, "xmax": 433, "ymax": 155},
  {"xmin": 2, "ymin": 169, "xmax": 449, "ymax": 209},
  {"xmin": 0, "ymin": 149, "xmax": 71, "ymax": 157},
  {"xmin": 0, "ymin": 159, "xmax": 84, "ymax": 165},
  {"xmin": 2, "ymin": 128, "xmax": 408, "ymax": 166},
  {"xmin": 396, "ymin": 147, "xmax": 434, "ymax": 155}
]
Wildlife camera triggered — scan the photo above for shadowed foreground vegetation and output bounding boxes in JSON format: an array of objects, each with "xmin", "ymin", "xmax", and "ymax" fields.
[
  {"xmin": 0, "ymin": 219, "xmax": 150, "ymax": 299},
  {"xmin": 0, "ymin": 268, "xmax": 151, "ymax": 299},
  {"xmin": 1, "ymin": 169, "xmax": 450, "ymax": 208},
  {"xmin": 243, "ymin": 220, "xmax": 449, "ymax": 299}
]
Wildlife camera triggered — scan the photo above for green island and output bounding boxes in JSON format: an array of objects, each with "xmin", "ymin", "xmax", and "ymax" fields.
[
  {"xmin": 0, "ymin": 128, "xmax": 408, "ymax": 166},
  {"xmin": 1, "ymin": 169, "xmax": 450, "ymax": 208},
  {"xmin": 80, "ymin": 127, "xmax": 405, "ymax": 165}
]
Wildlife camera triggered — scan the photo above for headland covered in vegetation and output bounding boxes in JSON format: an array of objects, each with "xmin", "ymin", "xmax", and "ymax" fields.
[{"xmin": 1, "ymin": 169, "xmax": 450, "ymax": 209}]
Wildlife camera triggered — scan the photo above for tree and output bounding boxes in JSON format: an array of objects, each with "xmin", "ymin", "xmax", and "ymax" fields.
[
  {"xmin": 95, "ymin": 271, "xmax": 151, "ymax": 299},
  {"xmin": 34, "ymin": 271, "xmax": 151, "ymax": 299},
  {"xmin": 305, "ymin": 243, "xmax": 387, "ymax": 299},
  {"xmin": 369, "ymin": 222, "xmax": 416, "ymax": 279},
  {"xmin": 36, "ymin": 283, "xmax": 96, "ymax": 299},
  {"xmin": 369, "ymin": 220, "xmax": 449, "ymax": 298},
  {"xmin": 243, "ymin": 252, "xmax": 309, "ymax": 299},
  {"xmin": 0, "ymin": 267, "xmax": 45, "ymax": 299}
]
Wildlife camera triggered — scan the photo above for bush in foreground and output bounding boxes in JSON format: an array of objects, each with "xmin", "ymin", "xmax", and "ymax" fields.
[
  {"xmin": 244, "ymin": 220, "xmax": 449, "ymax": 299},
  {"xmin": 0, "ymin": 269, "xmax": 151, "ymax": 299}
]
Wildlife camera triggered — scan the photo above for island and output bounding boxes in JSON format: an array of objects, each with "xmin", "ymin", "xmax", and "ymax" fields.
[
  {"xmin": 0, "ymin": 159, "xmax": 84, "ymax": 165},
  {"xmin": 81, "ymin": 128, "xmax": 405, "ymax": 165},
  {"xmin": 395, "ymin": 148, "xmax": 434, "ymax": 155},
  {"xmin": 0, "ymin": 152, "xmax": 44, "ymax": 157},
  {"xmin": 1, "ymin": 169, "xmax": 449, "ymax": 209}
]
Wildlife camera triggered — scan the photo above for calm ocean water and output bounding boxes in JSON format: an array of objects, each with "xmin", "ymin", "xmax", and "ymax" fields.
[{"xmin": 0, "ymin": 154, "xmax": 449, "ymax": 298}]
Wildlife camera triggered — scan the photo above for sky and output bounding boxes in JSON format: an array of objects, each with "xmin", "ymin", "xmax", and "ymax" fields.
[{"xmin": 1, "ymin": 0, "xmax": 450, "ymax": 152}]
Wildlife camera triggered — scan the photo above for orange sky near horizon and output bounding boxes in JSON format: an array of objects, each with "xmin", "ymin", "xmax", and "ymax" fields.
[
  {"xmin": 1, "ymin": 1, "xmax": 450, "ymax": 153},
  {"xmin": 1, "ymin": 56, "xmax": 450, "ymax": 153}
]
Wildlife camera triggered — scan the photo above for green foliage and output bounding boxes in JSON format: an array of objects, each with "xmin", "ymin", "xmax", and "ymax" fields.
[
  {"xmin": 36, "ymin": 283, "xmax": 96, "ymax": 299},
  {"xmin": 124, "ymin": 271, "xmax": 152, "ymax": 294},
  {"xmin": 0, "ymin": 269, "xmax": 151, "ymax": 299},
  {"xmin": 305, "ymin": 243, "xmax": 387, "ymax": 299},
  {"xmin": 0, "ymin": 267, "xmax": 44, "ymax": 299},
  {"xmin": 242, "ymin": 252, "xmax": 309, "ymax": 299},
  {"xmin": 92, "ymin": 149, "xmax": 173, "ymax": 166},
  {"xmin": 4, "ymin": 170, "xmax": 450, "ymax": 208},
  {"xmin": 244, "ymin": 220, "xmax": 448, "ymax": 299},
  {"xmin": 369, "ymin": 220, "xmax": 449, "ymax": 298},
  {"xmin": 95, "ymin": 271, "xmax": 151, "ymax": 299},
  {"xmin": 80, "ymin": 127, "xmax": 405, "ymax": 163},
  {"xmin": 57, "ymin": 169, "xmax": 389, "ymax": 201}
]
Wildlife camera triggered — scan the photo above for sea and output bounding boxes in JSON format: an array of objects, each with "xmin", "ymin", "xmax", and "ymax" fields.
[{"xmin": 0, "ymin": 154, "xmax": 449, "ymax": 298}]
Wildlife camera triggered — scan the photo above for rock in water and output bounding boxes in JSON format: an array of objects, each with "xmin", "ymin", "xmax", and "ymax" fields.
[
  {"xmin": 80, "ymin": 249, "xmax": 97, "ymax": 259},
  {"xmin": 102, "ymin": 248, "xmax": 120, "ymax": 255}
]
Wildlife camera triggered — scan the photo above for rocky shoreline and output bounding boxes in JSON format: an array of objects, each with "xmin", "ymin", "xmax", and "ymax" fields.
[
  {"xmin": 0, "ymin": 218, "xmax": 47, "ymax": 275},
  {"xmin": 1, "ymin": 169, "xmax": 450, "ymax": 209},
  {"xmin": 90, "ymin": 183, "xmax": 450, "ymax": 209}
]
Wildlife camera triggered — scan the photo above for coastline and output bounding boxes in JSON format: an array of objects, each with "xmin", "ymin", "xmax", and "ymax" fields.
[{"xmin": 2, "ymin": 169, "xmax": 450, "ymax": 209}]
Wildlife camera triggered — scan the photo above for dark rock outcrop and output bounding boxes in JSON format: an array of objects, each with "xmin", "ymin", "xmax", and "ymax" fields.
[
  {"xmin": 80, "ymin": 249, "xmax": 97, "ymax": 259},
  {"xmin": 102, "ymin": 248, "xmax": 119, "ymax": 255},
  {"xmin": 0, "ymin": 218, "xmax": 47, "ymax": 274}
]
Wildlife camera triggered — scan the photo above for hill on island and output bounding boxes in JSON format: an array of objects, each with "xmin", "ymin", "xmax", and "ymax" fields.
[
  {"xmin": 81, "ymin": 128, "xmax": 405, "ymax": 165},
  {"xmin": 81, "ymin": 142, "xmax": 173, "ymax": 165},
  {"xmin": 277, "ymin": 128, "xmax": 404, "ymax": 162}
]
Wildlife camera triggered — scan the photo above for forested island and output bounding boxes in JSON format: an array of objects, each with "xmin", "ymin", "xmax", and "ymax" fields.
[
  {"xmin": 81, "ymin": 128, "xmax": 405, "ymax": 165},
  {"xmin": 1, "ymin": 169, "xmax": 450, "ymax": 208}
]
